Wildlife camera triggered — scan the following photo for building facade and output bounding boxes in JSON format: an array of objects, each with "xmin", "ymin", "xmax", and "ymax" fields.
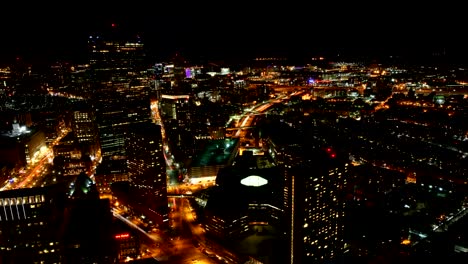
[
  {"xmin": 87, "ymin": 25, "xmax": 151, "ymax": 161},
  {"xmin": 0, "ymin": 181, "xmax": 118, "ymax": 263},
  {"xmin": 125, "ymin": 121, "xmax": 169, "ymax": 227},
  {"xmin": 0, "ymin": 123, "xmax": 46, "ymax": 168},
  {"xmin": 266, "ymin": 134, "xmax": 349, "ymax": 263}
]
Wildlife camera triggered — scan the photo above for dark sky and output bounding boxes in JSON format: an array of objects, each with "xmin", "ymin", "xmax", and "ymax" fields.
[{"xmin": 0, "ymin": 2, "xmax": 466, "ymax": 65}]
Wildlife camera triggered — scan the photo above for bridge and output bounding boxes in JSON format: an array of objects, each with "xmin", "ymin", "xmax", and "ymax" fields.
[
  {"xmin": 167, "ymin": 194, "xmax": 194, "ymax": 198},
  {"xmin": 225, "ymin": 126, "xmax": 255, "ymax": 131},
  {"xmin": 267, "ymin": 85, "xmax": 310, "ymax": 93}
]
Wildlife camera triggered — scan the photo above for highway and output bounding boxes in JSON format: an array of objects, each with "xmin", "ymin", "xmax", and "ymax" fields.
[{"xmin": 229, "ymin": 90, "xmax": 306, "ymax": 147}]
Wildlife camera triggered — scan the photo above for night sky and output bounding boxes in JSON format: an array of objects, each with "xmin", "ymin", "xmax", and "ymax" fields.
[{"xmin": 0, "ymin": 2, "xmax": 466, "ymax": 65}]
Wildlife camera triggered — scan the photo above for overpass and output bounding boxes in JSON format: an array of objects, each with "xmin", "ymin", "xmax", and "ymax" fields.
[
  {"xmin": 225, "ymin": 126, "xmax": 255, "ymax": 131},
  {"xmin": 167, "ymin": 194, "xmax": 194, "ymax": 198},
  {"xmin": 266, "ymin": 85, "xmax": 310, "ymax": 93}
]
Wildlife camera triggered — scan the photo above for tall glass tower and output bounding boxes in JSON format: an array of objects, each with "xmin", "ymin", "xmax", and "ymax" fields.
[{"xmin": 87, "ymin": 24, "xmax": 151, "ymax": 161}]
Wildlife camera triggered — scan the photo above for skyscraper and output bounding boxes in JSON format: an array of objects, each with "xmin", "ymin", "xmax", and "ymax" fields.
[
  {"xmin": 125, "ymin": 121, "xmax": 168, "ymax": 227},
  {"xmin": 72, "ymin": 102, "xmax": 99, "ymax": 144},
  {"xmin": 71, "ymin": 101, "xmax": 100, "ymax": 159},
  {"xmin": 88, "ymin": 24, "xmax": 151, "ymax": 161},
  {"xmin": 295, "ymin": 147, "xmax": 348, "ymax": 263},
  {"xmin": 0, "ymin": 179, "xmax": 118, "ymax": 263},
  {"xmin": 87, "ymin": 25, "xmax": 146, "ymax": 71},
  {"xmin": 0, "ymin": 185, "xmax": 65, "ymax": 263},
  {"xmin": 265, "ymin": 122, "xmax": 348, "ymax": 263}
]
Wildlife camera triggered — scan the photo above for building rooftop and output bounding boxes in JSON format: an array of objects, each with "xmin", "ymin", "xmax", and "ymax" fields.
[
  {"xmin": 0, "ymin": 123, "xmax": 33, "ymax": 138},
  {"xmin": 190, "ymin": 138, "xmax": 239, "ymax": 167},
  {"xmin": 206, "ymin": 165, "xmax": 283, "ymax": 216}
]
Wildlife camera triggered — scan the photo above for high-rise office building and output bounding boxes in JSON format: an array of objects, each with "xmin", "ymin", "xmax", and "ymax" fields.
[
  {"xmin": 94, "ymin": 158, "xmax": 129, "ymax": 195},
  {"xmin": 0, "ymin": 185, "xmax": 65, "ymax": 263},
  {"xmin": 125, "ymin": 121, "xmax": 168, "ymax": 226},
  {"xmin": 63, "ymin": 174, "xmax": 117, "ymax": 264},
  {"xmin": 87, "ymin": 25, "xmax": 152, "ymax": 161},
  {"xmin": 91, "ymin": 81, "xmax": 151, "ymax": 161},
  {"xmin": 71, "ymin": 101, "xmax": 100, "ymax": 159},
  {"xmin": 0, "ymin": 179, "xmax": 118, "ymax": 263},
  {"xmin": 265, "ymin": 124, "xmax": 349, "ymax": 264},
  {"xmin": 87, "ymin": 25, "xmax": 146, "ymax": 71},
  {"xmin": 51, "ymin": 101, "xmax": 100, "ymax": 178},
  {"xmin": 53, "ymin": 133, "xmax": 94, "ymax": 177},
  {"xmin": 93, "ymin": 86, "xmax": 129, "ymax": 160},
  {"xmin": 159, "ymin": 94, "xmax": 194, "ymax": 162},
  {"xmin": 72, "ymin": 102, "xmax": 98, "ymax": 144}
]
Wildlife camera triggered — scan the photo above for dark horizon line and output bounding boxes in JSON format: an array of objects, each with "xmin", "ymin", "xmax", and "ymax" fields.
[{"xmin": 1, "ymin": 45, "xmax": 467, "ymax": 68}]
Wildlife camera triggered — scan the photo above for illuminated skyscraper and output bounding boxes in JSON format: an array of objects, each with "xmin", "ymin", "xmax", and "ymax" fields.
[
  {"xmin": 266, "ymin": 124, "xmax": 348, "ymax": 263},
  {"xmin": 72, "ymin": 103, "xmax": 98, "ymax": 144},
  {"xmin": 0, "ymin": 180, "xmax": 117, "ymax": 263},
  {"xmin": 0, "ymin": 185, "xmax": 65, "ymax": 263},
  {"xmin": 125, "ymin": 121, "xmax": 168, "ymax": 226},
  {"xmin": 87, "ymin": 24, "xmax": 146, "ymax": 71},
  {"xmin": 87, "ymin": 25, "xmax": 151, "ymax": 161},
  {"xmin": 71, "ymin": 101, "xmax": 100, "ymax": 159}
]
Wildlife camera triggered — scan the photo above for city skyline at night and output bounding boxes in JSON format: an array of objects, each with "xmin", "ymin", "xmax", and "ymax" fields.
[{"xmin": 1, "ymin": 5, "xmax": 468, "ymax": 264}]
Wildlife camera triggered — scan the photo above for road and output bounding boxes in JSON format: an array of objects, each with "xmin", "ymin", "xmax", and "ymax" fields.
[
  {"xmin": 229, "ymin": 90, "xmax": 306, "ymax": 150},
  {"xmin": 151, "ymin": 99, "xmax": 182, "ymax": 185},
  {"xmin": 2, "ymin": 91, "xmax": 301, "ymax": 262},
  {"xmin": 164, "ymin": 196, "xmax": 239, "ymax": 264},
  {"xmin": 123, "ymin": 195, "xmax": 227, "ymax": 264},
  {"xmin": 1, "ymin": 128, "xmax": 70, "ymax": 191}
]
